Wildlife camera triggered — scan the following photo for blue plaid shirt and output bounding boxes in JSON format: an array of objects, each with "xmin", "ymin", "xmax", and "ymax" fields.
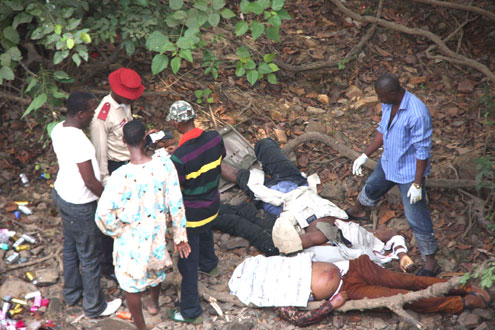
[{"xmin": 377, "ymin": 90, "xmax": 432, "ymax": 184}]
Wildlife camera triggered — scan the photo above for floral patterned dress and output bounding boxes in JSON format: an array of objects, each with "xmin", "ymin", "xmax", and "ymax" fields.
[{"xmin": 95, "ymin": 155, "xmax": 187, "ymax": 293}]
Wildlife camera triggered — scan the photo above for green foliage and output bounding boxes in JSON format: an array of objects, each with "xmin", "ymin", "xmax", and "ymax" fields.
[
  {"xmin": 460, "ymin": 261, "xmax": 495, "ymax": 289},
  {"xmin": 1, "ymin": 0, "xmax": 291, "ymax": 123},
  {"xmin": 479, "ymin": 84, "xmax": 495, "ymax": 125},
  {"xmin": 194, "ymin": 88, "xmax": 213, "ymax": 104}
]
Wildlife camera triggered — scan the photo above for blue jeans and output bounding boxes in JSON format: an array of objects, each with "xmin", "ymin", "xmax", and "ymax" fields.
[
  {"xmin": 51, "ymin": 189, "xmax": 106, "ymax": 318},
  {"xmin": 358, "ymin": 159, "xmax": 438, "ymax": 257},
  {"xmin": 237, "ymin": 138, "xmax": 308, "ymax": 212},
  {"xmin": 178, "ymin": 228, "xmax": 218, "ymax": 318}
]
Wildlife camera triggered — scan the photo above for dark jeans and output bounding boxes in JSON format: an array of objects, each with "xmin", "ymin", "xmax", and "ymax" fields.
[
  {"xmin": 237, "ymin": 138, "xmax": 307, "ymax": 203},
  {"xmin": 213, "ymin": 203, "xmax": 279, "ymax": 256},
  {"xmin": 178, "ymin": 228, "xmax": 218, "ymax": 318},
  {"xmin": 99, "ymin": 160, "xmax": 128, "ymax": 276},
  {"xmin": 51, "ymin": 189, "xmax": 106, "ymax": 318}
]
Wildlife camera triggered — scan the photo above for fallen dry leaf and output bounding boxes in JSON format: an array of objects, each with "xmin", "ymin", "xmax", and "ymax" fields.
[{"xmin": 379, "ymin": 210, "xmax": 396, "ymax": 225}]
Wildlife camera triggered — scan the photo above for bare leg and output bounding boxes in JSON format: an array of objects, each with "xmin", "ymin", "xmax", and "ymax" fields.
[
  {"xmin": 221, "ymin": 162, "xmax": 239, "ymax": 183},
  {"xmin": 142, "ymin": 285, "xmax": 160, "ymax": 315},
  {"xmin": 125, "ymin": 291, "xmax": 147, "ymax": 330}
]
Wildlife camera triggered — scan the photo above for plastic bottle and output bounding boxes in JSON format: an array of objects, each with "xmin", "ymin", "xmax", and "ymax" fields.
[{"xmin": 19, "ymin": 174, "xmax": 29, "ymax": 187}]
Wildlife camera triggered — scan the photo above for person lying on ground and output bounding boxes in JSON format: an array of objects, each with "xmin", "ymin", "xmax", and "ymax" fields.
[
  {"xmin": 214, "ymin": 201, "xmax": 416, "ymax": 272},
  {"xmin": 220, "ymin": 137, "xmax": 415, "ymax": 271},
  {"xmin": 229, "ymin": 253, "xmax": 492, "ymax": 327},
  {"xmin": 95, "ymin": 120, "xmax": 190, "ymax": 330}
]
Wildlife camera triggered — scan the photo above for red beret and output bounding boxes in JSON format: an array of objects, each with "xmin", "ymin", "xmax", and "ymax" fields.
[{"xmin": 108, "ymin": 68, "xmax": 144, "ymax": 100}]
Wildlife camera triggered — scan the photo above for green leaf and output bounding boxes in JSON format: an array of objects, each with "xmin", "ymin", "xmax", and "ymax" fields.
[
  {"xmin": 166, "ymin": 15, "xmax": 180, "ymax": 27},
  {"xmin": 46, "ymin": 120, "xmax": 59, "ymax": 137},
  {"xmin": 240, "ymin": 0, "xmax": 249, "ymax": 13},
  {"xmin": 76, "ymin": 44, "xmax": 88, "ymax": 61},
  {"xmin": 5, "ymin": 0, "xmax": 23, "ymax": 11},
  {"xmin": 266, "ymin": 26, "xmax": 280, "ymax": 42},
  {"xmin": 72, "ymin": 53, "xmax": 81, "ymax": 66},
  {"xmin": 62, "ymin": 7, "xmax": 75, "ymax": 18},
  {"xmin": 135, "ymin": 0, "xmax": 148, "ymax": 6},
  {"xmin": 179, "ymin": 49, "xmax": 193, "ymax": 63},
  {"xmin": 245, "ymin": 59, "xmax": 256, "ymax": 70},
  {"xmin": 235, "ymin": 66, "xmax": 245, "ymax": 77},
  {"xmin": 264, "ymin": 53, "xmax": 274, "ymax": 63},
  {"xmin": 246, "ymin": 70, "xmax": 259, "ymax": 86},
  {"xmin": 277, "ymin": 8, "xmax": 292, "ymax": 20},
  {"xmin": 81, "ymin": 32, "xmax": 91, "ymax": 43},
  {"xmin": 169, "ymin": 0, "xmax": 183, "ymax": 10},
  {"xmin": 268, "ymin": 63, "xmax": 279, "ymax": 72},
  {"xmin": 22, "ymin": 93, "xmax": 47, "ymax": 118},
  {"xmin": 53, "ymin": 50, "xmax": 69, "ymax": 65},
  {"xmin": 171, "ymin": 56, "xmax": 181, "ymax": 74},
  {"xmin": 13, "ymin": 13, "xmax": 32, "ymax": 29},
  {"xmin": 0, "ymin": 54, "xmax": 10, "ymax": 67},
  {"xmin": 177, "ymin": 36, "xmax": 194, "ymax": 49},
  {"xmin": 7, "ymin": 47, "xmax": 21, "ymax": 61},
  {"xmin": 220, "ymin": 8, "xmax": 235, "ymax": 19},
  {"xmin": 26, "ymin": 3, "xmax": 41, "ymax": 16},
  {"xmin": 173, "ymin": 10, "xmax": 187, "ymax": 20},
  {"xmin": 52, "ymin": 90, "xmax": 69, "ymax": 98},
  {"xmin": 194, "ymin": 90, "xmax": 204, "ymax": 98},
  {"xmin": 271, "ymin": 0, "xmax": 284, "ymax": 11},
  {"xmin": 124, "ymin": 41, "xmax": 136, "ymax": 55},
  {"xmin": 236, "ymin": 46, "xmax": 250, "ymax": 59},
  {"xmin": 146, "ymin": 31, "xmax": 169, "ymax": 52},
  {"xmin": 208, "ymin": 13, "xmax": 220, "ymax": 27},
  {"xmin": 193, "ymin": 0, "xmax": 208, "ymax": 11},
  {"xmin": 213, "ymin": 0, "xmax": 226, "ymax": 10},
  {"xmin": 250, "ymin": 21, "xmax": 264, "ymax": 41},
  {"xmin": 267, "ymin": 73, "xmax": 278, "ymax": 84},
  {"xmin": 160, "ymin": 42, "xmax": 176, "ymax": 53},
  {"xmin": 67, "ymin": 18, "xmax": 82, "ymax": 30},
  {"xmin": 54, "ymin": 71, "xmax": 70, "ymax": 81},
  {"xmin": 259, "ymin": 0, "xmax": 270, "ymax": 9},
  {"xmin": 3, "ymin": 26, "xmax": 19, "ymax": 45},
  {"xmin": 25, "ymin": 78, "xmax": 37, "ymax": 93},
  {"xmin": 258, "ymin": 62, "xmax": 272, "ymax": 74},
  {"xmin": 30, "ymin": 27, "xmax": 44, "ymax": 40},
  {"xmin": 66, "ymin": 38, "xmax": 75, "ymax": 49},
  {"xmin": 235, "ymin": 21, "xmax": 249, "ymax": 36},
  {"xmin": 0, "ymin": 66, "xmax": 14, "ymax": 81},
  {"xmin": 268, "ymin": 14, "xmax": 281, "ymax": 28},
  {"xmin": 246, "ymin": 2, "xmax": 264, "ymax": 15},
  {"xmin": 151, "ymin": 54, "xmax": 169, "ymax": 75},
  {"xmin": 54, "ymin": 24, "xmax": 62, "ymax": 35}
]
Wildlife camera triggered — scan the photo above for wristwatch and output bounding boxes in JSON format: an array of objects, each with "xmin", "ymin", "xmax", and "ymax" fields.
[{"xmin": 413, "ymin": 183, "xmax": 422, "ymax": 189}]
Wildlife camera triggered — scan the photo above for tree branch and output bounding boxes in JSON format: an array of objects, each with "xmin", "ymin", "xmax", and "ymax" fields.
[
  {"xmin": 413, "ymin": 0, "xmax": 495, "ymax": 21},
  {"xmin": 0, "ymin": 90, "xmax": 65, "ymax": 112},
  {"xmin": 327, "ymin": 0, "xmax": 495, "ymax": 82}
]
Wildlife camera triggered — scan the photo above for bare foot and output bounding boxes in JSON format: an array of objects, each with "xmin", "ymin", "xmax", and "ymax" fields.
[{"xmin": 142, "ymin": 298, "xmax": 159, "ymax": 315}]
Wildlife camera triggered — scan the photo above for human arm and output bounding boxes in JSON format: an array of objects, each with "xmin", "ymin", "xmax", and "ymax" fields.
[
  {"xmin": 353, "ymin": 132, "xmax": 383, "ymax": 176},
  {"xmin": 77, "ymin": 160, "xmax": 103, "ymax": 197},
  {"xmin": 164, "ymin": 158, "xmax": 189, "ymax": 257},
  {"xmin": 90, "ymin": 118, "xmax": 110, "ymax": 185},
  {"xmin": 94, "ymin": 175, "xmax": 125, "ymax": 237},
  {"xmin": 407, "ymin": 114, "xmax": 432, "ymax": 203}
]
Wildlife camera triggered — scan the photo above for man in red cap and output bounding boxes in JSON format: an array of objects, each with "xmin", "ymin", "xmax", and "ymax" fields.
[{"xmin": 90, "ymin": 68, "xmax": 144, "ymax": 279}]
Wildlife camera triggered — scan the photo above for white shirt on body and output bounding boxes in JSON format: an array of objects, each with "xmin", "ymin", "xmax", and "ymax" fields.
[{"xmin": 52, "ymin": 121, "xmax": 100, "ymax": 204}]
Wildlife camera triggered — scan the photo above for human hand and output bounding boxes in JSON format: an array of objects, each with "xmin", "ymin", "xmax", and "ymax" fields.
[
  {"xmin": 407, "ymin": 184, "xmax": 422, "ymax": 204},
  {"xmin": 352, "ymin": 153, "xmax": 368, "ymax": 176},
  {"xmin": 329, "ymin": 291, "xmax": 347, "ymax": 309},
  {"xmin": 174, "ymin": 241, "xmax": 191, "ymax": 258}
]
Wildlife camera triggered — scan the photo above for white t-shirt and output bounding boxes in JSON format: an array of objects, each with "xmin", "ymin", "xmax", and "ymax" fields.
[{"xmin": 52, "ymin": 122, "xmax": 100, "ymax": 204}]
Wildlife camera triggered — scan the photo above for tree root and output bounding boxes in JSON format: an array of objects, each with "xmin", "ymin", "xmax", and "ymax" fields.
[
  {"xmin": 1, "ymin": 246, "xmax": 63, "ymax": 274},
  {"xmin": 327, "ymin": 0, "xmax": 495, "ymax": 82},
  {"xmin": 306, "ymin": 276, "xmax": 462, "ymax": 329},
  {"xmin": 282, "ymin": 132, "xmax": 477, "ymax": 189},
  {"xmin": 413, "ymin": 0, "xmax": 495, "ymax": 21}
]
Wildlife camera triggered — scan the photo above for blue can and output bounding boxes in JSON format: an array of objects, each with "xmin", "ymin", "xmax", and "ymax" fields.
[{"xmin": 13, "ymin": 210, "xmax": 21, "ymax": 219}]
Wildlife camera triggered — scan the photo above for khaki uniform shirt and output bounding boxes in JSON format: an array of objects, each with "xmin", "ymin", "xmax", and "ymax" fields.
[{"xmin": 90, "ymin": 94, "xmax": 132, "ymax": 185}]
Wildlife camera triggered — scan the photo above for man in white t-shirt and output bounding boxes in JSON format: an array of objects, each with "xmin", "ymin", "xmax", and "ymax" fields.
[{"xmin": 51, "ymin": 91, "xmax": 121, "ymax": 318}]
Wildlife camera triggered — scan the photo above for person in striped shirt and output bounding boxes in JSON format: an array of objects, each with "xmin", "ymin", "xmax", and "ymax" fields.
[
  {"xmin": 346, "ymin": 73, "xmax": 440, "ymax": 277},
  {"xmin": 166, "ymin": 100, "xmax": 226, "ymax": 324}
]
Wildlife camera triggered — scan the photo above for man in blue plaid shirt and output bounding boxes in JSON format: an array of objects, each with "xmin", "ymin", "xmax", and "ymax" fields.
[{"xmin": 346, "ymin": 73, "xmax": 439, "ymax": 277}]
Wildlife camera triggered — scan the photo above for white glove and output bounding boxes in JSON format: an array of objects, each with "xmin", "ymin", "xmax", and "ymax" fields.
[
  {"xmin": 352, "ymin": 153, "xmax": 368, "ymax": 176},
  {"xmin": 407, "ymin": 184, "xmax": 422, "ymax": 204}
]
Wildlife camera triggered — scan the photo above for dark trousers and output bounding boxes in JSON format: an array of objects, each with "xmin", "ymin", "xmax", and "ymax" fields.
[
  {"xmin": 178, "ymin": 228, "xmax": 218, "ymax": 318},
  {"xmin": 99, "ymin": 160, "xmax": 128, "ymax": 276},
  {"xmin": 213, "ymin": 203, "xmax": 279, "ymax": 256},
  {"xmin": 51, "ymin": 189, "xmax": 106, "ymax": 318},
  {"xmin": 237, "ymin": 138, "xmax": 307, "ymax": 202}
]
